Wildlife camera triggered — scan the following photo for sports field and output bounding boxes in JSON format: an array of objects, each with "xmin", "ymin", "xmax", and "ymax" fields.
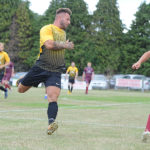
[{"xmin": 0, "ymin": 88, "xmax": 150, "ymax": 150}]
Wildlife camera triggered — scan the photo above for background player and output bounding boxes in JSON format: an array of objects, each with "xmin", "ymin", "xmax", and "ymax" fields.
[
  {"xmin": 66, "ymin": 62, "xmax": 78, "ymax": 94},
  {"xmin": 82, "ymin": 62, "xmax": 94, "ymax": 94},
  {"xmin": 132, "ymin": 51, "xmax": 150, "ymax": 70},
  {"xmin": 0, "ymin": 42, "xmax": 10, "ymax": 98},
  {"xmin": 17, "ymin": 8, "xmax": 74, "ymax": 135},
  {"xmin": 132, "ymin": 50, "xmax": 150, "ymax": 142},
  {"xmin": 2, "ymin": 61, "xmax": 14, "ymax": 90}
]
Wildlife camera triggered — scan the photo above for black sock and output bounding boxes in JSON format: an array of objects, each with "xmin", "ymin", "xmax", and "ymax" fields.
[
  {"xmin": 47, "ymin": 102, "xmax": 58, "ymax": 125},
  {"xmin": 71, "ymin": 86, "xmax": 73, "ymax": 92},
  {"xmin": 0, "ymin": 86, "xmax": 6, "ymax": 92},
  {"xmin": 68, "ymin": 85, "xmax": 70, "ymax": 91}
]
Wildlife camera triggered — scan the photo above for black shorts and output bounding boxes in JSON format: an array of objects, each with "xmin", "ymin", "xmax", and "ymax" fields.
[
  {"xmin": 85, "ymin": 78, "xmax": 91, "ymax": 84},
  {"xmin": 0, "ymin": 72, "xmax": 4, "ymax": 82},
  {"xmin": 69, "ymin": 77, "xmax": 75, "ymax": 84},
  {"xmin": 21, "ymin": 65, "xmax": 61, "ymax": 89}
]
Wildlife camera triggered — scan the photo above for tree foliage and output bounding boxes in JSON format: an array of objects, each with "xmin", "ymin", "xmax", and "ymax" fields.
[
  {"xmin": 121, "ymin": 2, "xmax": 150, "ymax": 76},
  {"xmin": 92, "ymin": 0, "xmax": 124, "ymax": 75},
  {"xmin": 0, "ymin": 0, "xmax": 21, "ymax": 43},
  {"xmin": 0, "ymin": 0, "xmax": 150, "ymax": 76}
]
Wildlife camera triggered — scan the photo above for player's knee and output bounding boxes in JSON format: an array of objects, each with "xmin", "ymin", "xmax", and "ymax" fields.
[
  {"xmin": 18, "ymin": 86, "xmax": 25, "ymax": 93},
  {"xmin": 47, "ymin": 94, "xmax": 58, "ymax": 102}
]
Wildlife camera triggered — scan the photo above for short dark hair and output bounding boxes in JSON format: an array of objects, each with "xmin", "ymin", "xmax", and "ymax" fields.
[{"xmin": 56, "ymin": 8, "xmax": 72, "ymax": 15}]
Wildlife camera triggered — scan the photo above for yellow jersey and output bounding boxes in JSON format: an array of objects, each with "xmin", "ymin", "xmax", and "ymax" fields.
[
  {"xmin": 0, "ymin": 51, "xmax": 10, "ymax": 72},
  {"xmin": 36, "ymin": 24, "xmax": 66, "ymax": 72},
  {"xmin": 67, "ymin": 66, "xmax": 78, "ymax": 78},
  {"xmin": 0, "ymin": 51, "xmax": 10, "ymax": 65}
]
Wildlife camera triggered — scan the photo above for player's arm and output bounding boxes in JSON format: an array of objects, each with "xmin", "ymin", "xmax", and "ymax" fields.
[
  {"xmin": 65, "ymin": 67, "xmax": 70, "ymax": 79},
  {"xmin": 40, "ymin": 27, "xmax": 74, "ymax": 50},
  {"xmin": 132, "ymin": 51, "xmax": 150, "ymax": 70},
  {"xmin": 0, "ymin": 53, "xmax": 10, "ymax": 69},
  {"xmin": 92, "ymin": 72, "xmax": 94, "ymax": 80},
  {"xmin": 44, "ymin": 40, "xmax": 74, "ymax": 50},
  {"xmin": 75, "ymin": 68, "xmax": 78, "ymax": 79},
  {"xmin": 82, "ymin": 71, "xmax": 85, "ymax": 81}
]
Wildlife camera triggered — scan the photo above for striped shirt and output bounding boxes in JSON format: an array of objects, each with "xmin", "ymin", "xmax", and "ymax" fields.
[{"xmin": 36, "ymin": 24, "xmax": 66, "ymax": 72}]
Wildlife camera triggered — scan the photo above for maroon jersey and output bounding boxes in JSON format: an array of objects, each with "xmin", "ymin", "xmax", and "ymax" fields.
[
  {"xmin": 2, "ymin": 62, "xmax": 14, "ymax": 81},
  {"xmin": 5, "ymin": 62, "xmax": 14, "ymax": 74},
  {"xmin": 84, "ymin": 67, "xmax": 94, "ymax": 79}
]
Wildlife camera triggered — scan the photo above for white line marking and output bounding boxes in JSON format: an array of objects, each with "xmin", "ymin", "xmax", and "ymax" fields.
[
  {"xmin": 0, "ymin": 108, "xmax": 46, "ymax": 113},
  {"xmin": 0, "ymin": 102, "xmax": 148, "ymax": 113},
  {"xmin": 0, "ymin": 116, "xmax": 144, "ymax": 129}
]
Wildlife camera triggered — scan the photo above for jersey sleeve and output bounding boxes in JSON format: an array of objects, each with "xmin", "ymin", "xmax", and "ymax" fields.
[
  {"xmin": 4, "ymin": 52, "xmax": 10, "ymax": 63},
  {"xmin": 40, "ymin": 26, "xmax": 54, "ymax": 46},
  {"xmin": 75, "ymin": 67, "xmax": 78, "ymax": 73},
  {"xmin": 66, "ymin": 67, "xmax": 70, "ymax": 73}
]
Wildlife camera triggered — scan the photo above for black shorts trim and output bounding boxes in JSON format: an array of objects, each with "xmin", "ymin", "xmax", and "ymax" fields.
[
  {"xmin": 21, "ymin": 65, "xmax": 61, "ymax": 88},
  {"xmin": 69, "ymin": 77, "xmax": 75, "ymax": 84}
]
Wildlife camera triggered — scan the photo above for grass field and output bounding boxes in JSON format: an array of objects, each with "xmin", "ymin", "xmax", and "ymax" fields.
[{"xmin": 0, "ymin": 87, "xmax": 150, "ymax": 150}]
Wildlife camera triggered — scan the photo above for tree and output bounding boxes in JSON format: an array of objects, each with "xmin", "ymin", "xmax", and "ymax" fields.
[
  {"xmin": 121, "ymin": 2, "xmax": 150, "ymax": 76},
  {"xmin": 61, "ymin": 0, "xmax": 92, "ymax": 75},
  {"xmin": 92, "ymin": 0, "xmax": 124, "ymax": 75},
  {"xmin": 41, "ymin": 0, "xmax": 65, "ymax": 26},
  {"xmin": 0, "ymin": 0, "xmax": 20, "ymax": 43},
  {"xmin": 7, "ymin": 1, "xmax": 34, "ymax": 71}
]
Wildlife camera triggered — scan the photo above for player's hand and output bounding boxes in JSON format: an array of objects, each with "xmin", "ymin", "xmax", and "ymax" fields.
[
  {"xmin": 65, "ymin": 40, "xmax": 74, "ymax": 50},
  {"xmin": 132, "ymin": 62, "xmax": 141, "ymax": 70}
]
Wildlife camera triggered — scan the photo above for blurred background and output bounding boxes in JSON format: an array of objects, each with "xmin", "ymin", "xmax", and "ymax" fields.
[{"xmin": 1, "ymin": 0, "xmax": 150, "ymax": 90}]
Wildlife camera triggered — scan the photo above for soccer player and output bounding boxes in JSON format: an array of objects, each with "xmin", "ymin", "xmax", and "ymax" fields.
[
  {"xmin": 0, "ymin": 42, "xmax": 10, "ymax": 98},
  {"xmin": 2, "ymin": 61, "xmax": 14, "ymax": 90},
  {"xmin": 82, "ymin": 62, "xmax": 94, "ymax": 94},
  {"xmin": 132, "ymin": 51, "xmax": 150, "ymax": 142},
  {"xmin": 132, "ymin": 51, "xmax": 150, "ymax": 70},
  {"xmin": 17, "ymin": 8, "xmax": 74, "ymax": 135},
  {"xmin": 66, "ymin": 62, "xmax": 78, "ymax": 94}
]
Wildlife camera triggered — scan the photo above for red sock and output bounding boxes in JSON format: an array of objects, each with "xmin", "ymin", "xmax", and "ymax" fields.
[
  {"xmin": 86, "ymin": 87, "xmax": 88, "ymax": 94},
  {"xmin": 145, "ymin": 114, "xmax": 150, "ymax": 132},
  {"xmin": 5, "ymin": 84, "xmax": 11, "ymax": 90}
]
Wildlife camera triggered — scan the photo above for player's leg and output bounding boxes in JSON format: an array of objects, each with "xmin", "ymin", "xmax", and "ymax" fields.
[
  {"xmin": 18, "ymin": 84, "xmax": 31, "ymax": 93},
  {"xmin": 46, "ymin": 86, "xmax": 60, "ymax": 135},
  {"xmin": 68, "ymin": 82, "xmax": 71, "ymax": 92},
  {"xmin": 17, "ymin": 65, "xmax": 45, "ymax": 93},
  {"xmin": 1, "ymin": 80, "xmax": 10, "ymax": 99},
  {"xmin": 142, "ymin": 115, "xmax": 150, "ymax": 142},
  {"xmin": 0, "ymin": 84, "xmax": 8, "ymax": 98},
  {"xmin": 0, "ymin": 73, "xmax": 8, "ymax": 98},
  {"xmin": 68, "ymin": 79, "xmax": 72, "ymax": 94},
  {"xmin": 85, "ymin": 78, "xmax": 91, "ymax": 94},
  {"xmin": 85, "ymin": 83, "xmax": 89, "ymax": 94},
  {"xmin": 4, "ymin": 80, "xmax": 11, "ymax": 90},
  {"xmin": 70, "ymin": 79, "xmax": 74, "ymax": 93},
  {"xmin": 70, "ymin": 83, "xmax": 73, "ymax": 93},
  {"xmin": 45, "ymin": 72, "xmax": 61, "ymax": 135}
]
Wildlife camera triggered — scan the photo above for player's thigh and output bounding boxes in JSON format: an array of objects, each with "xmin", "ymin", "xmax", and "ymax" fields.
[
  {"xmin": 46, "ymin": 86, "xmax": 61, "ymax": 102},
  {"xmin": 18, "ymin": 83, "xmax": 31, "ymax": 93}
]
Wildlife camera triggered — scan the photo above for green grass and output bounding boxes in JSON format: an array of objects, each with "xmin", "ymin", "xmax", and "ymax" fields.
[{"xmin": 0, "ymin": 87, "xmax": 150, "ymax": 150}]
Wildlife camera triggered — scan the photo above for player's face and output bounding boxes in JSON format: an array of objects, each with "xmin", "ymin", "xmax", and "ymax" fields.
[
  {"xmin": 60, "ymin": 13, "xmax": 71, "ymax": 30},
  {"xmin": 87, "ymin": 63, "xmax": 91, "ymax": 67},
  {"xmin": 71, "ymin": 62, "xmax": 75, "ymax": 67},
  {"xmin": 0, "ymin": 43, "xmax": 4, "ymax": 51}
]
